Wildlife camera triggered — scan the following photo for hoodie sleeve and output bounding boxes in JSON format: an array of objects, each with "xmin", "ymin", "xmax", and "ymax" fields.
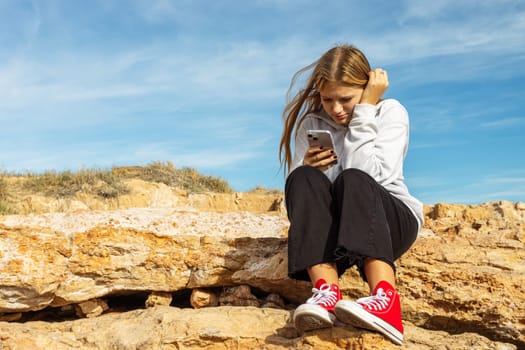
[
  {"xmin": 343, "ymin": 99, "xmax": 409, "ymax": 186},
  {"xmin": 289, "ymin": 119, "xmax": 313, "ymax": 175}
]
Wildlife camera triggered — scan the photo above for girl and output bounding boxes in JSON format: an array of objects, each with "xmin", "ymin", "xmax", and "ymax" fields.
[{"xmin": 279, "ymin": 45, "xmax": 423, "ymax": 345}]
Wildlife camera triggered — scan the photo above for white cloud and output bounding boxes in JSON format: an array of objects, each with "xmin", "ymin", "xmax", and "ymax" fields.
[
  {"xmin": 451, "ymin": 189, "xmax": 525, "ymax": 204},
  {"xmin": 481, "ymin": 176, "xmax": 525, "ymax": 185},
  {"xmin": 406, "ymin": 176, "xmax": 448, "ymax": 188},
  {"xmin": 0, "ymin": 50, "xmax": 160, "ymax": 107},
  {"xmin": 131, "ymin": 0, "xmax": 196, "ymax": 24},
  {"xmin": 0, "ymin": 37, "xmax": 317, "ymax": 112},
  {"xmin": 409, "ymin": 140, "xmax": 467, "ymax": 150},
  {"xmin": 2, "ymin": 1, "xmax": 523, "ymax": 114},
  {"xmin": 363, "ymin": 1, "xmax": 525, "ymax": 65},
  {"xmin": 398, "ymin": 0, "xmax": 454, "ymax": 21},
  {"xmin": 480, "ymin": 117, "xmax": 525, "ymax": 129},
  {"xmin": 422, "ymin": 172, "xmax": 525, "ymax": 204},
  {"xmin": 398, "ymin": 0, "xmax": 521, "ymax": 22},
  {"xmin": 171, "ymin": 149, "xmax": 259, "ymax": 169}
]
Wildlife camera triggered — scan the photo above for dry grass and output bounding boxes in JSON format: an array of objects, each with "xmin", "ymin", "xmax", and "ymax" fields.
[
  {"xmin": 247, "ymin": 186, "xmax": 283, "ymax": 195},
  {"xmin": 0, "ymin": 175, "xmax": 14, "ymax": 214},
  {"xmin": 22, "ymin": 169, "xmax": 130, "ymax": 199},
  {"xmin": 0, "ymin": 162, "xmax": 259, "ymax": 215},
  {"xmin": 113, "ymin": 161, "xmax": 233, "ymax": 193},
  {"xmin": 0, "ymin": 162, "xmax": 233, "ymax": 213},
  {"xmin": 19, "ymin": 162, "xmax": 233, "ymax": 197},
  {"xmin": 0, "ymin": 175, "xmax": 6, "ymax": 199}
]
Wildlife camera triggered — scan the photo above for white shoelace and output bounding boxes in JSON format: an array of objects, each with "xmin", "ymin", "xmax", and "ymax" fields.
[
  {"xmin": 306, "ymin": 283, "xmax": 338, "ymax": 306},
  {"xmin": 356, "ymin": 288, "xmax": 390, "ymax": 311}
]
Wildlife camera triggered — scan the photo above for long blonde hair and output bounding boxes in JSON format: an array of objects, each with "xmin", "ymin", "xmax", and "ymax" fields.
[{"xmin": 279, "ymin": 45, "xmax": 371, "ymax": 174}]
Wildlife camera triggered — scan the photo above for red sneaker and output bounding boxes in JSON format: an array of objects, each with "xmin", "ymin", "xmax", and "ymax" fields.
[
  {"xmin": 293, "ymin": 279, "xmax": 342, "ymax": 332},
  {"xmin": 334, "ymin": 280, "xmax": 404, "ymax": 345}
]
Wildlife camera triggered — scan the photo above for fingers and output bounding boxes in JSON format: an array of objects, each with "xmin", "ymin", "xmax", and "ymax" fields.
[
  {"xmin": 360, "ymin": 68, "xmax": 389, "ymax": 105},
  {"xmin": 369, "ymin": 68, "xmax": 389, "ymax": 84},
  {"xmin": 303, "ymin": 147, "xmax": 337, "ymax": 169}
]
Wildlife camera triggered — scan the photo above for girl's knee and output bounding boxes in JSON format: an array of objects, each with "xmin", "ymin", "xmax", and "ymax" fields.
[
  {"xmin": 337, "ymin": 168, "xmax": 373, "ymax": 185},
  {"xmin": 286, "ymin": 166, "xmax": 329, "ymax": 186}
]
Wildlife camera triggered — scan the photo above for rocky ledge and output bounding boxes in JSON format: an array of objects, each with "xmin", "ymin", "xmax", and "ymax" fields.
[{"xmin": 0, "ymin": 195, "xmax": 523, "ymax": 349}]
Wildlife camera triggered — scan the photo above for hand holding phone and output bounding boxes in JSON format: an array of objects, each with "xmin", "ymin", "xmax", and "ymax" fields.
[{"xmin": 304, "ymin": 130, "xmax": 338, "ymax": 170}]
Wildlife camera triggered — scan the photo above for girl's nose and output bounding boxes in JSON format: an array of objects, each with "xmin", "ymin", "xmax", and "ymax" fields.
[{"xmin": 332, "ymin": 102, "xmax": 343, "ymax": 114}]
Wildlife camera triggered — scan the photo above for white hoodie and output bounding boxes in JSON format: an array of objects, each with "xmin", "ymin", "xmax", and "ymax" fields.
[{"xmin": 289, "ymin": 98, "xmax": 424, "ymax": 229}]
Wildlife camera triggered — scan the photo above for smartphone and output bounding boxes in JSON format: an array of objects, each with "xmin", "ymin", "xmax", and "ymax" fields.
[
  {"xmin": 307, "ymin": 129, "xmax": 335, "ymax": 150},
  {"xmin": 307, "ymin": 129, "xmax": 338, "ymax": 165}
]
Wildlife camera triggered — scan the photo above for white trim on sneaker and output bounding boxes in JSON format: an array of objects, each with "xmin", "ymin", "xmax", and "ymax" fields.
[
  {"xmin": 334, "ymin": 300, "xmax": 403, "ymax": 345},
  {"xmin": 293, "ymin": 303, "xmax": 336, "ymax": 332},
  {"xmin": 293, "ymin": 280, "xmax": 340, "ymax": 332}
]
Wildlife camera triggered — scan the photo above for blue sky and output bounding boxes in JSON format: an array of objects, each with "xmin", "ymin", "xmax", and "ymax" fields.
[{"xmin": 1, "ymin": 0, "xmax": 524, "ymax": 204}]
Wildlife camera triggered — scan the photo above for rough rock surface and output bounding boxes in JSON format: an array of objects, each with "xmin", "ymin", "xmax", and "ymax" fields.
[
  {"xmin": 0, "ymin": 307, "xmax": 517, "ymax": 350},
  {"xmin": 0, "ymin": 193, "xmax": 523, "ymax": 349}
]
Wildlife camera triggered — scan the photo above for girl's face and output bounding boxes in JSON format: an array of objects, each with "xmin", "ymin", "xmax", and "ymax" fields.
[{"xmin": 319, "ymin": 81, "xmax": 364, "ymax": 125}]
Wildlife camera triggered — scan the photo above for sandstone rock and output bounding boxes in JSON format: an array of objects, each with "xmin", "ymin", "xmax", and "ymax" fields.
[
  {"xmin": 75, "ymin": 299, "xmax": 109, "ymax": 318},
  {"xmin": 399, "ymin": 202, "xmax": 525, "ymax": 346},
  {"xmin": 111, "ymin": 179, "xmax": 184, "ymax": 209},
  {"xmin": 145, "ymin": 291, "xmax": 173, "ymax": 308},
  {"xmin": 0, "ymin": 306, "xmax": 517, "ymax": 349},
  {"xmin": 0, "ymin": 224, "xmax": 71, "ymax": 312},
  {"xmin": 219, "ymin": 285, "xmax": 260, "ymax": 307},
  {"xmin": 0, "ymin": 209, "xmax": 294, "ymax": 310},
  {"xmin": 423, "ymin": 201, "xmax": 524, "ymax": 237},
  {"xmin": 190, "ymin": 288, "xmax": 218, "ymax": 308},
  {"xmin": 0, "ymin": 312, "xmax": 22, "ymax": 322},
  {"xmin": 0, "ymin": 200, "xmax": 523, "ymax": 349},
  {"xmin": 262, "ymin": 293, "xmax": 286, "ymax": 309},
  {"xmin": 20, "ymin": 195, "xmax": 90, "ymax": 214},
  {"xmin": 187, "ymin": 192, "xmax": 284, "ymax": 212}
]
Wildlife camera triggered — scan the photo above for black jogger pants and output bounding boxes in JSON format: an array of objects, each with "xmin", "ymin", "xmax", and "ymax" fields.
[{"xmin": 285, "ymin": 166, "xmax": 418, "ymax": 282}]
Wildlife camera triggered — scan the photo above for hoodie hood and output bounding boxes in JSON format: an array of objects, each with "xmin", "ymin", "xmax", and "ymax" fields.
[{"xmin": 304, "ymin": 109, "xmax": 347, "ymax": 131}]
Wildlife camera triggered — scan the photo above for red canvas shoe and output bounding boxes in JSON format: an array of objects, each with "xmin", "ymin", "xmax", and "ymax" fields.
[
  {"xmin": 334, "ymin": 280, "xmax": 404, "ymax": 345},
  {"xmin": 293, "ymin": 279, "xmax": 342, "ymax": 332}
]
